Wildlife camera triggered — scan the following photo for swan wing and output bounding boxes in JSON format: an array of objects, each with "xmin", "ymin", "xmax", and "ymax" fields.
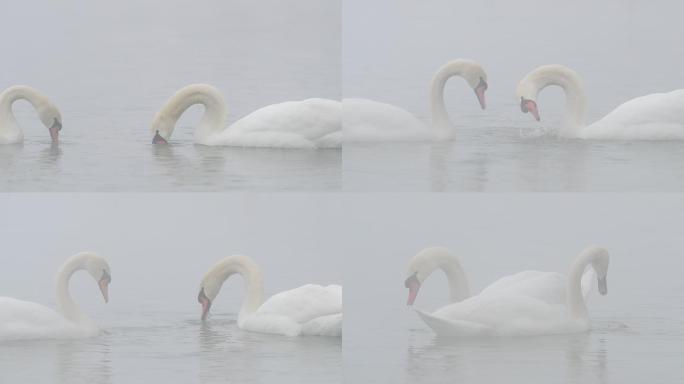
[
  {"xmin": 343, "ymin": 98, "xmax": 430, "ymax": 141},
  {"xmin": 585, "ymin": 89, "xmax": 684, "ymax": 139},
  {"xmin": 225, "ymin": 99, "xmax": 341, "ymax": 147},
  {"xmin": 423, "ymin": 292, "xmax": 578, "ymax": 336},
  {"xmin": 0, "ymin": 297, "xmax": 93, "ymax": 340},
  {"xmin": 257, "ymin": 284, "xmax": 342, "ymax": 325},
  {"xmin": 479, "ymin": 271, "xmax": 567, "ymax": 305}
]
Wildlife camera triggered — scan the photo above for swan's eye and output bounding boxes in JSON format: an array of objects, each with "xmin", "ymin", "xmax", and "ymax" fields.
[
  {"xmin": 100, "ymin": 270, "xmax": 111, "ymax": 283},
  {"xmin": 520, "ymin": 97, "xmax": 528, "ymax": 112},
  {"xmin": 198, "ymin": 288, "xmax": 208, "ymax": 303}
]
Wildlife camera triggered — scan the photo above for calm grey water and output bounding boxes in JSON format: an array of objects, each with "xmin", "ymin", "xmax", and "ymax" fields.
[
  {"xmin": 0, "ymin": 0, "xmax": 341, "ymax": 191},
  {"xmin": 342, "ymin": 0, "xmax": 684, "ymax": 192},
  {"xmin": 343, "ymin": 194, "xmax": 684, "ymax": 383},
  {"xmin": 0, "ymin": 195, "xmax": 344, "ymax": 383},
  {"xmin": 0, "ymin": 312, "xmax": 341, "ymax": 384}
]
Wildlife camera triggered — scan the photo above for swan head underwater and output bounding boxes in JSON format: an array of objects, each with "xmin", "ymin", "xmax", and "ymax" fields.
[
  {"xmin": 37, "ymin": 101, "xmax": 62, "ymax": 143},
  {"xmin": 515, "ymin": 64, "xmax": 586, "ymax": 123},
  {"xmin": 197, "ymin": 283, "xmax": 217, "ymax": 321},
  {"xmin": 516, "ymin": 79, "xmax": 542, "ymax": 122},
  {"xmin": 151, "ymin": 113, "xmax": 172, "ymax": 144},
  {"xmin": 404, "ymin": 247, "xmax": 469, "ymax": 306},
  {"xmin": 197, "ymin": 256, "xmax": 237, "ymax": 321}
]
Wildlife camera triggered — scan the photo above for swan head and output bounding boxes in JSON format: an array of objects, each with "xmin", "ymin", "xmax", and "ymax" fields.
[
  {"xmin": 198, "ymin": 272, "xmax": 224, "ymax": 321},
  {"xmin": 81, "ymin": 254, "xmax": 112, "ymax": 303},
  {"xmin": 404, "ymin": 247, "xmax": 458, "ymax": 305},
  {"xmin": 588, "ymin": 247, "xmax": 610, "ymax": 295},
  {"xmin": 453, "ymin": 60, "xmax": 488, "ymax": 110},
  {"xmin": 37, "ymin": 102, "xmax": 63, "ymax": 143},
  {"xmin": 151, "ymin": 112, "xmax": 171, "ymax": 144},
  {"xmin": 517, "ymin": 78, "xmax": 541, "ymax": 121}
]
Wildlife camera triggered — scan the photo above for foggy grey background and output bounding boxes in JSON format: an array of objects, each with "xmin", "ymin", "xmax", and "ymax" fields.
[
  {"xmin": 344, "ymin": 0, "xmax": 683, "ymax": 121},
  {"xmin": 0, "ymin": 194, "xmax": 343, "ymax": 383},
  {"xmin": 342, "ymin": 194, "xmax": 684, "ymax": 383},
  {"xmin": 342, "ymin": 0, "xmax": 684, "ymax": 192},
  {"xmin": 0, "ymin": 0, "xmax": 341, "ymax": 191}
]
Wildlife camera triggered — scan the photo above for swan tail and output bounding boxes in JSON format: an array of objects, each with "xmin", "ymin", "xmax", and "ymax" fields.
[{"xmin": 415, "ymin": 309, "xmax": 491, "ymax": 337}]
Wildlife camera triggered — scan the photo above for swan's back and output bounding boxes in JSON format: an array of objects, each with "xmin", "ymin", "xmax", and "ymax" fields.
[
  {"xmin": 257, "ymin": 284, "xmax": 342, "ymax": 324},
  {"xmin": 583, "ymin": 89, "xmax": 684, "ymax": 139},
  {"xmin": 0, "ymin": 297, "xmax": 96, "ymax": 341},
  {"xmin": 225, "ymin": 98, "xmax": 341, "ymax": 148},
  {"xmin": 343, "ymin": 98, "xmax": 430, "ymax": 141},
  {"xmin": 479, "ymin": 271, "xmax": 567, "ymax": 305}
]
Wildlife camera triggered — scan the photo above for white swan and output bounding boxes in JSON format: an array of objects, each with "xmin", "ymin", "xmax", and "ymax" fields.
[
  {"xmin": 517, "ymin": 64, "xmax": 684, "ymax": 139},
  {"xmin": 344, "ymin": 59, "xmax": 488, "ymax": 141},
  {"xmin": 198, "ymin": 255, "xmax": 342, "ymax": 337},
  {"xmin": 0, "ymin": 252, "xmax": 111, "ymax": 341},
  {"xmin": 405, "ymin": 246, "xmax": 608, "ymax": 337},
  {"xmin": 151, "ymin": 84, "xmax": 341, "ymax": 148},
  {"xmin": 0, "ymin": 85, "xmax": 62, "ymax": 144}
]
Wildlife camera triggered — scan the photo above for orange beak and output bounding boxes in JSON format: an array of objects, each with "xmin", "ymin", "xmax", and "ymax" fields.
[
  {"xmin": 153, "ymin": 131, "xmax": 168, "ymax": 144},
  {"xmin": 198, "ymin": 289, "xmax": 211, "ymax": 321},
  {"xmin": 404, "ymin": 274, "xmax": 421, "ymax": 306},
  {"xmin": 474, "ymin": 79, "xmax": 487, "ymax": 110},
  {"xmin": 521, "ymin": 99, "xmax": 540, "ymax": 121},
  {"xmin": 49, "ymin": 122, "xmax": 61, "ymax": 143},
  {"xmin": 97, "ymin": 280, "xmax": 109, "ymax": 303}
]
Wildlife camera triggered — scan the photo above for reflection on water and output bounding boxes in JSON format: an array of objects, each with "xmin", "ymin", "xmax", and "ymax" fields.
[
  {"xmin": 57, "ymin": 338, "xmax": 112, "ymax": 384},
  {"xmin": 0, "ymin": 312, "xmax": 341, "ymax": 384},
  {"xmin": 0, "ymin": 138, "xmax": 341, "ymax": 191},
  {"xmin": 199, "ymin": 315, "xmax": 342, "ymax": 384},
  {"xmin": 405, "ymin": 330, "xmax": 608, "ymax": 384},
  {"xmin": 343, "ymin": 128, "xmax": 684, "ymax": 192}
]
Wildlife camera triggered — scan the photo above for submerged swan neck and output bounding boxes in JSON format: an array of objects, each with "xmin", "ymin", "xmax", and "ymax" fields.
[
  {"xmin": 154, "ymin": 84, "xmax": 227, "ymax": 141},
  {"xmin": 207, "ymin": 256, "xmax": 265, "ymax": 323},
  {"xmin": 566, "ymin": 246, "xmax": 607, "ymax": 319},
  {"xmin": 519, "ymin": 65, "xmax": 587, "ymax": 128},
  {"xmin": 412, "ymin": 247, "xmax": 470, "ymax": 302}
]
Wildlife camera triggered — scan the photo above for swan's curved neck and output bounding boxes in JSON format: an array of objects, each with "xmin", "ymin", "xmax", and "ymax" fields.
[
  {"xmin": 0, "ymin": 86, "xmax": 50, "ymax": 134},
  {"xmin": 414, "ymin": 248, "xmax": 470, "ymax": 302},
  {"xmin": 159, "ymin": 85, "xmax": 227, "ymax": 140},
  {"xmin": 525, "ymin": 66, "xmax": 587, "ymax": 128},
  {"xmin": 566, "ymin": 248, "xmax": 602, "ymax": 319},
  {"xmin": 55, "ymin": 256, "xmax": 87, "ymax": 323},
  {"xmin": 210, "ymin": 256, "xmax": 265, "ymax": 324},
  {"xmin": 441, "ymin": 259, "xmax": 470, "ymax": 302},
  {"xmin": 428, "ymin": 63, "xmax": 470, "ymax": 138}
]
